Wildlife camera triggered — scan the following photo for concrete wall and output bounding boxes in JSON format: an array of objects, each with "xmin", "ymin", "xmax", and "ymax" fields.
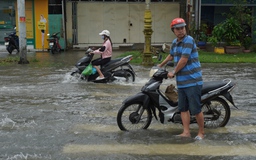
[{"xmin": 66, "ymin": 2, "xmax": 180, "ymax": 47}]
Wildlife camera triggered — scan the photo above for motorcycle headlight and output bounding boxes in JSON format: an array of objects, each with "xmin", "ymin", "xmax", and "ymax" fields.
[{"xmin": 149, "ymin": 66, "xmax": 160, "ymax": 77}]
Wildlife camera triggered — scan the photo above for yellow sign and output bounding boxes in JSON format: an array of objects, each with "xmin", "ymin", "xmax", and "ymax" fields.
[
  {"xmin": 34, "ymin": 0, "xmax": 48, "ymax": 49},
  {"xmin": 0, "ymin": 21, "xmax": 4, "ymax": 24},
  {"xmin": 38, "ymin": 21, "xmax": 46, "ymax": 30}
]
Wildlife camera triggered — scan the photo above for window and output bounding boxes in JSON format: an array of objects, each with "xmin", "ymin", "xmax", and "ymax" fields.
[
  {"xmin": 67, "ymin": 0, "xmax": 180, "ymax": 2},
  {"xmin": 49, "ymin": 0, "xmax": 62, "ymax": 14}
]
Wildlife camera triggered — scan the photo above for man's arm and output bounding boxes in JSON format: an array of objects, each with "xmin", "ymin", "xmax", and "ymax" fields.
[
  {"xmin": 158, "ymin": 54, "xmax": 173, "ymax": 68},
  {"xmin": 168, "ymin": 56, "xmax": 188, "ymax": 78}
]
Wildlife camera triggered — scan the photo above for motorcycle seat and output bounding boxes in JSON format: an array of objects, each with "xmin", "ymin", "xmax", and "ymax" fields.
[
  {"xmin": 102, "ymin": 58, "xmax": 123, "ymax": 68},
  {"xmin": 202, "ymin": 80, "xmax": 227, "ymax": 95}
]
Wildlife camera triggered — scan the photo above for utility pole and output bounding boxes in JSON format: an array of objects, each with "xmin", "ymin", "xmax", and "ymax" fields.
[{"xmin": 17, "ymin": 0, "xmax": 29, "ymax": 64}]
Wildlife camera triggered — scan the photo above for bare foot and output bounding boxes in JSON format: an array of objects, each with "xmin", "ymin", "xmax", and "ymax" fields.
[{"xmin": 176, "ymin": 133, "xmax": 191, "ymax": 138}]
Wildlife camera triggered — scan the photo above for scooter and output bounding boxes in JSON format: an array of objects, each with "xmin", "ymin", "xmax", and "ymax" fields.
[
  {"xmin": 47, "ymin": 32, "xmax": 61, "ymax": 54},
  {"xmin": 117, "ymin": 61, "xmax": 237, "ymax": 131},
  {"xmin": 4, "ymin": 30, "xmax": 19, "ymax": 54},
  {"xmin": 71, "ymin": 48, "xmax": 136, "ymax": 83}
]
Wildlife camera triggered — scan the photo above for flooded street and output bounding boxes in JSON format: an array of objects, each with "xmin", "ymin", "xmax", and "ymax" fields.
[{"xmin": 0, "ymin": 50, "xmax": 256, "ymax": 160}]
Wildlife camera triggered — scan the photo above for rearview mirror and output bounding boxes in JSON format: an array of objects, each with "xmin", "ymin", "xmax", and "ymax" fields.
[
  {"xmin": 158, "ymin": 54, "xmax": 162, "ymax": 61},
  {"xmin": 162, "ymin": 43, "xmax": 170, "ymax": 53}
]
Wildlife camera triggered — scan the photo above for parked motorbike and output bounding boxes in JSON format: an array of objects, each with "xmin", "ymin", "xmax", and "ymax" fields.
[
  {"xmin": 4, "ymin": 30, "xmax": 19, "ymax": 54},
  {"xmin": 71, "ymin": 48, "xmax": 136, "ymax": 83},
  {"xmin": 117, "ymin": 61, "xmax": 237, "ymax": 131},
  {"xmin": 47, "ymin": 32, "xmax": 61, "ymax": 54}
]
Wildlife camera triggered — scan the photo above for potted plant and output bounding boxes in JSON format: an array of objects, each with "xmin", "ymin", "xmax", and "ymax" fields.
[
  {"xmin": 197, "ymin": 32, "xmax": 207, "ymax": 48},
  {"xmin": 221, "ymin": 17, "xmax": 243, "ymax": 54},
  {"xmin": 197, "ymin": 23, "xmax": 208, "ymax": 49},
  {"xmin": 242, "ymin": 36, "xmax": 252, "ymax": 53},
  {"xmin": 207, "ymin": 23, "xmax": 225, "ymax": 54}
]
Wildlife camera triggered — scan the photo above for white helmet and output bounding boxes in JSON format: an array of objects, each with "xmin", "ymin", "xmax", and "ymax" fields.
[{"xmin": 99, "ymin": 30, "xmax": 110, "ymax": 37}]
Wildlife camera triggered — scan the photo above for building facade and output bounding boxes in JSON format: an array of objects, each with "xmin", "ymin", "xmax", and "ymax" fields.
[{"xmin": 1, "ymin": 0, "xmax": 255, "ymax": 49}]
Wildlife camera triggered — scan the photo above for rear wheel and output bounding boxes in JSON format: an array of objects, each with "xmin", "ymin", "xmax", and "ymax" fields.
[
  {"xmin": 117, "ymin": 102, "xmax": 152, "ymax": 131},
  {"xmin": 7, "ymin": 45, "xmax": 13, "ymax": 54},
  {"xmin": 113, "ymin": 69, "xmax": 135, "ymax": 83},
  {"xmin": 57, "ymin": 47, "xmax": 61, "ymax": 53},
  {"xmin": 51, "ymin": 45, "xmax": 56, "ymax": 54},
  {"xmin": 124, "ymin": 69, "xmax": 135, "ymax": 82},
  {"xmin": 202, "ymin": 97, "xmax": 231, "ymax": 128}
]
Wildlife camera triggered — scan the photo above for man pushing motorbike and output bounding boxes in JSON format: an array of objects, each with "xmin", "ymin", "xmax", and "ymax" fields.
[
  {"xmin": 90, "ymin": 30, "xmax": 113, "ymax": 80},
  {"xmin": 158, "ymin": 18, "xmax": 204, "ymax": 140}
]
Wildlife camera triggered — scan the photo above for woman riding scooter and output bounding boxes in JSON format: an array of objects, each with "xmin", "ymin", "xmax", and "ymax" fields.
[{"xmin": 90, "ymin": 30, "xmax": 113, "ymax": 80}]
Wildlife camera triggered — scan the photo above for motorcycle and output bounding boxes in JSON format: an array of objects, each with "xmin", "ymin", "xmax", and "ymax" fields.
[
  {"xmin": 117, "ymin": 61, "xmax": 237, "ymax": 131},
  {"xmin": 71, "ymin": 48, "xmax": 136, "ymax": 83},
  {"xmin": 4, "ymin": 30, "xmax": 19, "ymax": 54},
  {"xmin": 47, "ymin": 32, "xmax": 61, "ymax": 54}
]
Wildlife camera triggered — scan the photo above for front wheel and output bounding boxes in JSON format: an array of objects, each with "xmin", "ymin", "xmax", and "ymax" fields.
[
  {"xmin": 71, "ymin": 71, "xmax": 85, "ymax": 80},
  {"xmin": 202, "ymin": 97, "xmax": 231, "ymax": 128},
  {"xmin": 117, "ymin": 102, "xmax": 152, "ymax": 131}
]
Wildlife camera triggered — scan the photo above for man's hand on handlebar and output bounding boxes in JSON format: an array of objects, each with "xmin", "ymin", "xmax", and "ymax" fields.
[{"xmin": 167, "ymin": 72, "xmax": 175, "ymax": 78}]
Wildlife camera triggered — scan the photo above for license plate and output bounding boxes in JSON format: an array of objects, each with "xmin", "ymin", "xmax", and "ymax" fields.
[
  {"xmin": 5, "ymin": 42, "xmax": 9, "ymax": 45},
  {"xmin": 49, "ymin": 42, "xmax": 54, "ymax": 46}
]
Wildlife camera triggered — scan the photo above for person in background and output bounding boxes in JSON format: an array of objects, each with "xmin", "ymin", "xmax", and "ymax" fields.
[
  {"xmin": 158, "ymin": 18, "xmax": 204, "ymax": 140},
  {"xmin": 91, "ymin": 30, "xmax": 112, "ymax": 80}
]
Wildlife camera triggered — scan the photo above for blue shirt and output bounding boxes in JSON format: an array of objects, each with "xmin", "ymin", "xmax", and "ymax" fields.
[{"xmin": 170, "ymin": 35, "xmax": 203, "ymax": 88}]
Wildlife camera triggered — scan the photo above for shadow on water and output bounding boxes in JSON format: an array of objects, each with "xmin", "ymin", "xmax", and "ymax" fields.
[{"xmin": 0, "ymin": 50, "xmax": 256, "ymax": 159}]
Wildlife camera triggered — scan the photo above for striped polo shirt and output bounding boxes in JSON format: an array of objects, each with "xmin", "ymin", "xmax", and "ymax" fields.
[{"xmin": 170, "ymin": 35, "xmax": 203, "ymax": 88}]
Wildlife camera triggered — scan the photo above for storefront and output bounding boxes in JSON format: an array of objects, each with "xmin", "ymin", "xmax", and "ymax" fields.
[
  {"xmin": 0, "ymin": 0, "xmax": 51, "ymax": 49},
  {"xmin": 0, "ymin": 1, "xmax": 16, "ymax": 45},
  {"xmin": 1, "ymin": 0, "xmax": 181, "ymax": 49}
]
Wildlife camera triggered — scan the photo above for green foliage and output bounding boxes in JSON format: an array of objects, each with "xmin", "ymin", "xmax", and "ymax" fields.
[
  {"xmin": 222, "ymin": 17, "xmax": 243, "ymax": 45},
  {"xmin": 192, "ymin": 23, "xmax": 208, "ymax": 43},
  {"xmin": 208, "ymin": 23, "xmax": 225, "ymax": 47},
  {"xmin": 0, "ymin": 56, "xmax": 39, "ymax": 66},
  {"xmin": 199, "ymin": 50, "xmax": 256, "ymax": 63},
  {"xmin": 30, "ymin": 58, "xmax": 40, "ymax": 62},
  {"xmin": 199, "ymin": 32, "xmax": 208, "ymax": 42},
  {"xmin": 242, "ymin": 36, "xmax": 252, "ymax": 50},
  {"xmin": 117, "ymin": 51, "xmax": 168, "ymax": 65},
  {"xmin": 117, "ymin": 51, "xmax": 143, "ymax": 64},
  {"xmin": 118, "ymin": 50, "xmax": 256, "ymax": 64},
  {"xmin": 209, "ymin": 17, "xmax": 242, "ymax": 46},
  {"xmin": 225, "ymin": 0, "xmax": 254, "ymax": 44},
  {"xmin": 209, "ymin": 1, "xmax": 254, "ymax": 47},
  {"xmin": 0, "ymin": 56, "xmax": 19, "ymax": 65},
  {"xmin": 226, "ymin": 0, "xmax": 253, "ymax": 28}
]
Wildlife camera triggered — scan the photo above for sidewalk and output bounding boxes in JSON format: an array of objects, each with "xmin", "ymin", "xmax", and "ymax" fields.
[
  {"xmin": 0, "ymin": 45, "xmax": 6, "ymax": 52},
  {"xmin": 0, "ymin": 45, "xmax": 37, "ymax": 52}
]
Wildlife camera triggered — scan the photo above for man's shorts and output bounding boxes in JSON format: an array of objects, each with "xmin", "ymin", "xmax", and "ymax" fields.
[{"xmin": 178, "ymin": 85, "xmax": 202, "ymax": 115}]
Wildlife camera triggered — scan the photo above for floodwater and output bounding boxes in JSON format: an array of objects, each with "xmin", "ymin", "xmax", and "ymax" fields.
[{"xmin": 0, "ymin": 50, "xmax": 256, "ymax": 160}]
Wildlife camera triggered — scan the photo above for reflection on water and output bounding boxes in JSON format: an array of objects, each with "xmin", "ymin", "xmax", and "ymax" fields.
[{"xmin": 0, "ymin": 51, "xmax": 256, "ymax": 160}]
